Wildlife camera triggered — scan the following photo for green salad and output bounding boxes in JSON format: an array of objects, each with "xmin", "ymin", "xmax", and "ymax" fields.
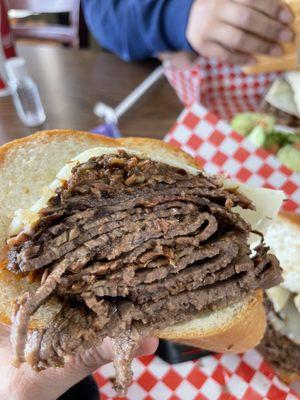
[{"xmin": 231, "ymin": 113, "xmax": 300, "ymax": 173}]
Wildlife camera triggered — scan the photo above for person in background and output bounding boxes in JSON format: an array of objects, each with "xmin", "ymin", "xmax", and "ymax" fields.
[{"xmin": 83, "ymin": 0, "xmax": 295, "ymax": 66}]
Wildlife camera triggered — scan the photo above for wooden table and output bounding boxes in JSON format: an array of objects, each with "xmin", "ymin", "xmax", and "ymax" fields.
[{"xmin": 0, "ymin": 44, "xmax": 181, "ymax": 145}]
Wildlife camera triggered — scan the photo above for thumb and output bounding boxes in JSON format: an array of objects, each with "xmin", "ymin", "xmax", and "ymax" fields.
[{"xmin": 49, "ymin": 337, "xmax": 159, "ymax": 398}]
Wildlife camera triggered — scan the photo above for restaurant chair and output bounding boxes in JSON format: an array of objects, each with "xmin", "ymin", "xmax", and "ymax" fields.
[{"xmin": 7, "ymin": 0, "xmax": 88, "ymax": 48}]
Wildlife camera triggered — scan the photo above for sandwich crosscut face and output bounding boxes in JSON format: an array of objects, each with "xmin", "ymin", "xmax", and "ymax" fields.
[{"xmin": 6, "ymin": 150, "xmax": 282, "ymax": 394}]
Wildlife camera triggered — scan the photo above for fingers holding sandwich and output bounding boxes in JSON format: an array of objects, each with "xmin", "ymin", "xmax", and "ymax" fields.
[
  {"xmin": 0, "ymin": 328, "xmax": 158, "ymax": 400},
  {"xmin": 58, "ymin": 337, "xmax": 159, "ymax": 400},
  {"xmin": 75, "ymin": 337, "xmax": 159, "ymax": 373}
]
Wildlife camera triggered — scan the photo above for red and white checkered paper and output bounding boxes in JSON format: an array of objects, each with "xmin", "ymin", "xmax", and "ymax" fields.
[
  {"xmin": 164, "ymin": 57, "xmax": 282, "ymax": 121},
  {"xmin": 165, "ymin": 102, "xmax": 300, "ymax": 214},
  {"xmin": 163, "ymin": 57, "xmax": 300, "ymax": 212},
  {"xmin": 94, "ymin": 349, "xmax": 299, "ymax": 400}
]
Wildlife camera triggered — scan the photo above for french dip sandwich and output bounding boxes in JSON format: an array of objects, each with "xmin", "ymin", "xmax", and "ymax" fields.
[
  {"xmin": 259, "ymin": 213, "xmax": 300, "ymax": 384},
  {"xmin": 0, "ymin": 130, "xmax": 285, "ymax": 394}
]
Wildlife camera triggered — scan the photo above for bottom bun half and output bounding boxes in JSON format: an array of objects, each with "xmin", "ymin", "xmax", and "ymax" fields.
[{"xmin": 158, "ymin": 290, "xmax": 266, "ymax": 354}]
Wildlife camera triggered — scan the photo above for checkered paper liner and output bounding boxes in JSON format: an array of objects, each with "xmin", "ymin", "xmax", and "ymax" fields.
[
  {"xmin": 165, "ymin": 102, "xmax": 300, "ymax": 214},
  {"xmin": 94, "ymin": 349, "xmax": 299, "ymax": 400},
  {"xmin": 163, "ymin": 57, "xmax": 300, "ymax": 211},
  {"xmin": 164, "ymin": 57, "xmax": 282, "ymax": 121}
]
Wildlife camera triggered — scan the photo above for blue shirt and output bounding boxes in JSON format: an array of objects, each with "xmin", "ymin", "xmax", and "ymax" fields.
[{"xmin": 82, "ymin": 0, "xmax": 194, "ymax": 61}]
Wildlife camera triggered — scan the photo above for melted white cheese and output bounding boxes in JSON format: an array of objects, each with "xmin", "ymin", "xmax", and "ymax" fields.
[{"xmin": 266, "ymin": 286, "xmax": 290, "ymax": 313}]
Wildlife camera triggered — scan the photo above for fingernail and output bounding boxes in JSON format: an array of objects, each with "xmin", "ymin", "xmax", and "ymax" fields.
[
  {"xmin": 270, "ymin": 45, "xmax": 283, "ymax": 56},
  {"xmin": 278, "ymin": 8, "xmax": 294, "ymax": 24},
  {"xmin": 279, "ymin": 28, "xmax": 294, "ymax": 42}
]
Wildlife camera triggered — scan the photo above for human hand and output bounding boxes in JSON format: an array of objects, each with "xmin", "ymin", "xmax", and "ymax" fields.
[
  {"xmin": 0, "ymin": 323, "xmax": 158, "ymax": 400},
  {"xmin": 186, "ymin": 0, "xmax": 295, "ymax": 65}
]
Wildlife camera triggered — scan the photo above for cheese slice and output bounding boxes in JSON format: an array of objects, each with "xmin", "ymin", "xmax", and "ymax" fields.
[
  {"xmin": 266, "ymin": 286, "xmax": 291, "ymax": 313},
  {"xmin": 285, "ymin": 71, "xmax": 300, "ymax": 114},
  {"xmin": 265, "ymin": 78, "xmax": 300, "ymax": 117}
]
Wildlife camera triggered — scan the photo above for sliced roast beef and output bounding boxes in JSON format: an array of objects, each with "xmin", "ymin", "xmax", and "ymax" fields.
[{"xmin": 7, "ymin": 151, "xmax": 281, "ymax": 394}]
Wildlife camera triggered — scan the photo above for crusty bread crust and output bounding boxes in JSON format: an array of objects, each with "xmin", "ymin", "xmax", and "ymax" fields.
[
  {"xmin": 0, "ymin": 129, "xmax": 266, "ymax": 354},
  {"xmin": 159, "ymin": 290, "xmax": 266, "ymax": 353},
  {"xmin": 0, "ymin": 129, "xmax": 199, "ymax": 170}
]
